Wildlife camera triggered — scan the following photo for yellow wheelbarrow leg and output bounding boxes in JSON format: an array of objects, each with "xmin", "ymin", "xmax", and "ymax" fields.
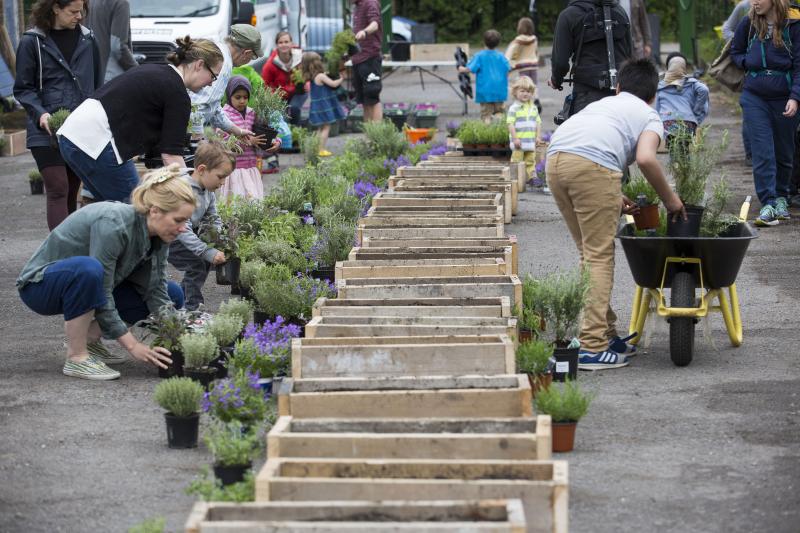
[
  {"xmin": 718, "ymin": 283, "xmax": 743, "ymax": 346},
  {"xmin": 628, "ymin": 285, "xmax": 651, "ymax": 345}
]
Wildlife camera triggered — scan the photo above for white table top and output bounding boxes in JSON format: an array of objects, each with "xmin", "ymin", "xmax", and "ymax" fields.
[{"xmin": 345, "ymin": 60, "xmax": 457, "ymax": 68}]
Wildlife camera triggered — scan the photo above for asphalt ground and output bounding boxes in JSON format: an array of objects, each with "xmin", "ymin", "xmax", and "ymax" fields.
[{"xmin": 1, "ymin": 55, "xmax": 798, "ymax": 532}]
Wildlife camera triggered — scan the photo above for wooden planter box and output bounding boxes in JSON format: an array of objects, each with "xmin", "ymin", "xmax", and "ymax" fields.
[
  {"xmin": 336, "ymin": 275, "xmax": 522, "ymax": 309},
  {"xmin": 0, "ymin": 130, "xmax": 28, "ymax": 157},
  {"xmin": 256, "ymin": 458, "xmax": 568, "ymax": 533},
  {"xmin": 186, "ymin": 499, "xmax": 527, "ymax": 533},
  {"xmin": 348, "ymin": 246, "xmax": 515, "ymax": 275},
  {"xmin": 335, "ymin": 258, "xmax": 511, "ymax": 279},
  {"xmin": 304, "ymin": 315, "xmax": 518, "ymax": 340},
  {"xmin": 417, "ymin": 161, "xmax": 527, "ymax": 193},
  {"xmin": 372, "ymin": 190, "xmax": 511, "ymax": 222},
  {"xmin": 359, "ymin": 223, "xmax": 505, "ymax": 240},
  {"xmin": 397, "ymin": 165, "xmax": 510, "ymax": 178},
  {"xmin": 390, "ymin": 179, "xmax": 517, "ymax": 215},
  {"xmin": 359, "ymin": 214, "xmax": 505, "ymax": 227},
  {"xmin": 367, "ymin": 204, "xmax": 508, "ymax": 223},
  {"xmin": 291, "ymin": 334, "xmax": 515, "ymax": 379},
  {"xmin": 312, "ymin": 296, "xmax": 513, "ymax": 319},
  {"xmin": 276, "ymin": 374, "xmax": 533, "ymax": 419},
  {"xmin": 267, "ymin": 415, "xmax": 551, "ymax": 461}
]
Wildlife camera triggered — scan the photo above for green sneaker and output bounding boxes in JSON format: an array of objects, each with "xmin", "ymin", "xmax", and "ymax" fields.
[
  {"xmin": 775, "ymin": 197, "xmax": 791, "ymax": 220},
  {"xmin": 755, "ymin": 205, "xmax": 779, "ymax": 227},
  {"xmin": 63, "ymin": 357, "xmax": 121, "ymax": 381},
  {"xmin": 87, "ymin": 341, "xmax": 127, "ymax": 364}
]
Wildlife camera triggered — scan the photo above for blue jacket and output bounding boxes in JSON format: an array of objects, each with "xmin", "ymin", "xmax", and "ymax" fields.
[
  {"xmin": 13, "ymin": 25, "xmax": 101, "ymax": 149},
  {"xmin": 730, "ymin": 15, "xmax": 800, "ymax": 101},
  {"xmin": 655, "ymin": 77, "xmax": 710, "ymax": 127},
  {"xmin": 467, "ymin": 49, "xmax": 510, "ymax": 104}
]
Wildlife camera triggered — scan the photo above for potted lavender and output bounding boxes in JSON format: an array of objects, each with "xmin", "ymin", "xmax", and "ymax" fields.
[{"xmin": 202, "ymin": 370, "xmax": 268, "ymax": 429}]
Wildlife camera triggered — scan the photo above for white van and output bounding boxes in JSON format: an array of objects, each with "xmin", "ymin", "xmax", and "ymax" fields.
[{"xmin": 129, "ymin": 0, "xmax": 306, "ymax": 64}]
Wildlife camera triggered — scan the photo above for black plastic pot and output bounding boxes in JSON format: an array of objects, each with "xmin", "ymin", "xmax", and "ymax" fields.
[
  {"xmin": 158, "ymin": 349, "xmax": 184, "ymax": 379},
  {"xmin": 253, "ymin": 121, "xmax": 278, "ymax": 145},
  {"xmin": 387, "ymin": 113, "xmax": 407, "ymax": 131},
  {"xmin": 553, "ymin": 346, "xmax": 579, "ymax": 382},
  {"xmin": 213, "ymin": 462, "xmax": 252, "ymax": 486},
  {"xmin": 226, "ymin": 258, "xmax": 241, "ymax": 286},
  {"xmin": 184, "ymin": 367, "xmax": 217, "ymax": 390},
  {"xmin": 239, "ymin": 284, "xmax": 253, "ymax": 301},
  {"xmin": 667, "ymin": 205, "xmax": 704, "ymax": 237},
  {"xmin": 209, "ymin": 346, "xmax": 233, "ymax": 380},
  {"xmin": 347, "ymin": 43, "xmax": 361, "ymax": 57},
  {"xmin": 252, "ymin": 310, "xmax": 270, "ymax": 326},
  {"xmin": 164, "ymin": 412, "xmax": 199, "ymax": 449},
  {"xmin": 29, "ymin": 181, "xmax": 44, "ymax": 195},
  {"xmin": 215, "ymin": 264, "xmax": 231, "ymax": 285}
]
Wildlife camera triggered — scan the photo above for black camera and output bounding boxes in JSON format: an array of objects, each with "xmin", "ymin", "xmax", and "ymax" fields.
[{"xmin": 554, "ymin": 93, "xmax": 574, "ymax": 126}]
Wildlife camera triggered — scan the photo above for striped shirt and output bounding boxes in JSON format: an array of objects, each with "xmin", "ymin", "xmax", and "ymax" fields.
[{"xmin": 506, "ymin": 100, "xmax": 541, "ymax": 151}]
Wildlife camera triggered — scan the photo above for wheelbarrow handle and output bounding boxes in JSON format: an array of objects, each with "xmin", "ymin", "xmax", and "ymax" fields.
[{"xmin": 739, "ymin": 195, "xmax": 752, "ymax": 222}]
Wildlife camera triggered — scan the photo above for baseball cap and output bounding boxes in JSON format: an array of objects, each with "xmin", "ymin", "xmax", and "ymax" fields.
[{"xmin": 230, "ymin": 24, "xmax": 263, "ymax": 57}]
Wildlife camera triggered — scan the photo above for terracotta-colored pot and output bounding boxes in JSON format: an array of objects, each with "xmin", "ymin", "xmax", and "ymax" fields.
[
  {"xmin": 519, "ymin": 328, "xmax": 533, "ymax": 343},
  {"xmin": 633, "ymin": 203, "xmax": 660, "ymax": 230},
  {"xmin": 527, "ymin": 372, "xmax": 553, "ymax": 397},
  {"xmin": 552, "ymin": 421, "xmax": 577, "ymax": 452}
]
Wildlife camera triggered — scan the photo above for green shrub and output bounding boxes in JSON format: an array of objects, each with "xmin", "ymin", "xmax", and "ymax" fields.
[
  {"xmin": 47, "ymin": 108, "xmax": 71, "ymax": 133},
  {"xmin": 516, "ymin": 339, "xmax": 554, "ymax": 375},
  {"xmin": 227, "ymin": 338, "xmax": 290, "ymax": 379},
  {"xmin": 325, "ymin": 29, "xmax": 357, "ymax": 76},
  {"xmin": 186, "ymin": 467, "xmax": 255, "ymax": 502},
  {"xmin": 127, "ymin": 517, "xmax": 165, "ymax": 533},
  {"xmin": 534, "ymin": 379, "xmax": 592, "ymax": 423},
  {"xmin": 153, "ymin": 377, "xmax": 204, "ymax": 417},
  {"xmin": 250, "ymin": 84, "xmax": 288, "ymax": 123},
  {"xmin": 204, "ymin": 420, "xmax": 262, "ymax": 466},
  {"xmin": 302, "ymin": 132, "xmax": 321, "ymax": 166},
  {"xmin": 622, "ymin": 169, "xmax": 659, "ymax": 206},
  {"xmin": 669, "ymin": 125, "xmax": 728, "ymax": 206},
  {"xmin": 251, "ymin": 238, "xmax": 310, "ymax": 273},
  {"xmin": 206, "ymin": 314, "xmax": 244, "ymax": 347},
  {"xmin": 28, "ymin": 170, "xmax": 42, "ymax": 183},
  {"xmin": 252, "ymin": 269, "xmax": 333, "ymax": 321},
  {"xmin": 522, "ymin": 269, "xmax": 590, "ymax": 345},
  {"xmin": 180, "ymin": 333, "xmax": 219, "ymax": 369},
  {"xmin": 309, "ymin": 220, "xmax": 357, "ymax": 268},
  {"xmin": 700, "ymin": 177, "xmax": 740, "ymax": 237},
  {"xmin": 362, "ymin": 120, "xmax": 408, "ymax": 160},
  {"xmin": 266, "ymin": 168, "xmax": 313, "ymax": 213},
  {"xmin": 218, "ymin": 298, "xmax": 252, "ymax": 327}
]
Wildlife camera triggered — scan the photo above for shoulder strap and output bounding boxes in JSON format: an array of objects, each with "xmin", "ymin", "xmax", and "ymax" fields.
[
  {"xmin": 602, "ymin": 2, "xmax": 618, "ymax": 87},
  {"xmin": 569, "ymin": 4, "xmax": 593, "ymax": 79}
]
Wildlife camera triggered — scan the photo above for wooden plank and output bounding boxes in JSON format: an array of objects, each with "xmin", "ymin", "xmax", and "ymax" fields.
[
  {"xmin": 417, "ymin": 162, "xmax": 526, "ymax": 193},
  {"xmin": 389, "ymin": 182, "xmax": 514, "ymax": 218},
  {"xmin": 336, "ymin": 275, "xmax": 522, "ymax": 309},
  {"xmin": 304, "ymin": 315, "xmax": 518, "ymax": 341},
  {"xmin": 398, "ymin": 166, "xmax": 510, "ymax": 178},
  {"xmin": 267, "ymin": 415, "xmax": 551, "ymax": 461},
  {"xmin": 391, "ymin": 179, "xmax": 518, "ymax": 215},
  {"xmin": 410, "ymin": 43, "xmax": 469, "ymax": 61},
  {"xmin": 359, "ymin": 224, "xmax": 505, "ymax": 240},
  {"xmin": 291, "ymin": 334, "xmax": 515, "ymax": 379},
  {"xmin": 277, "ymin": 375, "xmax": 533, "ymax": 419},
  {"xmin": 358, "ymin": 215, "xmax": 504, "ymax": 226},
  {"xmin": 367, "ymin": 205, "xmax": 509, "ymax": 223},
  {"xmin": 335, "ymin": 258, "xmax": 510, "ymax": 279},
  {"xmin": 347, "ymin": 247, "xmax": 515, "ymax": 275},
  {"xmin": 185, "ymin": 499, "xmax": 526, "ymax": 533},
  {"xmin": 312, "ymin": 296, "xmax": 512, "ymax": 319},
  {"xmin": 255, "ymin": 458, "xmax": 568, "ymax": 533}
]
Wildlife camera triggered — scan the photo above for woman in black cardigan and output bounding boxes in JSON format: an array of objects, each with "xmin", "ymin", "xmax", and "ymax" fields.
[{"xmin": 58, "ymin": 36, "xmax": 223, "ymax": 202}]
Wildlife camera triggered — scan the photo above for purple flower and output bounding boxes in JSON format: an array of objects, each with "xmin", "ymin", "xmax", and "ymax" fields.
[
  {"xmin": 352, "ymin": 179, "xmax": 381, "ymax": 199},
  {"xmin": 383, "ymin": 155, "xmax": 412, "ymax": 175},
  {"xmin": 446, "ymin": 120, "xmax": 460, "ymax": 131},
  {"xmin": 535, "ymin": 160, "xmax": 546, "ymax": 175},
  {"xmin": 244, "ymin": 317, "xmax": 300, "ymax": 355},
  {"xmin": 541, "ymin": 131, "xmax": 553, "ymax": 143},
  {"xmin": 301, "ymin": 214, "xmax": 314, "ymax": 225}
]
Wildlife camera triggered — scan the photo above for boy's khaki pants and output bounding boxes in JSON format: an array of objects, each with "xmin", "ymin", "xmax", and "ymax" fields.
[
  {"xmin": 479, "ymin": 102, "xmax": 505, "ymax": 123},
  {"xmin": 546, "ymin": 151, "xmax": 622, "ymax": 353},
  {"xmin": 511, "ymin": 150, "xmax": 536, "ymax": 181}
]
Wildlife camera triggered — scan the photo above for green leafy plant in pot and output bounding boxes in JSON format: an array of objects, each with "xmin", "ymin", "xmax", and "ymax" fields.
[
  {"xmin": 622, "ymin": 169, "xmax": 660, "ymax": 230},
  {"xmin": 138, "ymin": 304, "xmax": 203, "ymax": 378},
  {"xmin": 668, "ymin": 124, "xmax": 728, "ymax": 237},
  {"xmin": 217, "ymin": 297, "xmax": 253, "ymax": 328},
  {"xmin": 28, "ymin": 170, "xmax": 44, "ymax": 195},
  {"xmin": 325, "ymin": 29, "xmax": 357, "ymax": 78},
  {"xmin": 205, "ymin": 314, "xmax": 244, "ymax": 379},
  {"xmin": 46, "ymin": 108, "xmax": 71, "ymax": 148},
  {"xmin": 700, "ymin": 177, "xmax": 741, "ymax": 237},
  {"xmin": 516, "ymin": 339, "xmax": 555, "ymax": 396},
  {"xmin": 180, "ymin": 333, "xmax": 219, "ymax": 389},
  {"xmin": 249, "ymin": 85, "xmax": 288, "ymax": 145},
  {"xmin": 534, "ymin": 379, "xmax": 592, "ymax": 452},
  {"xmin": 204, "ymin": 420, "xmax": 262, "ymax": 486},
  {"xmin": 185, "ymin": 466, "xmax": 255, "ymax": 502},
  {"xmin": 154, "ymin": 377, "xmax": 205, "ymax": 448}
]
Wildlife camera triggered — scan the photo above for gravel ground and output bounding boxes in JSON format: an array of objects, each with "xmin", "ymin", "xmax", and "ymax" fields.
[{"xmin": 0, "ymin": 53, "xmax": 798, "ymax": 533}]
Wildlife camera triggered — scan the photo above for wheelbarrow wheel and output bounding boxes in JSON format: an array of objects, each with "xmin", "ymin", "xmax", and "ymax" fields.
[{"xmin": 669, "ymin": 271, "xmax": 696, "ymax": 367}]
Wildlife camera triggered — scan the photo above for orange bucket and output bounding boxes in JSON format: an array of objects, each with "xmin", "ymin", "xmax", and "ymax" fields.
[{"xmin": 404, "ymin": 127, "xmax": 432, "ymax": 144}]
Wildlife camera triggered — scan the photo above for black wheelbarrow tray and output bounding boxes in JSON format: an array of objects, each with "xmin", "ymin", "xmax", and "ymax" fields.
[{"xmin": 616, "ymin": 221, "xmax": 757, "ymax": 367}]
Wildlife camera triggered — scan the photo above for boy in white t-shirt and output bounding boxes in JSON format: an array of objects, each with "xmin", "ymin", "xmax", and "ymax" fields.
[{"xmin": 546, "ymin": 58, "xmax": 685, "ymax": 371}]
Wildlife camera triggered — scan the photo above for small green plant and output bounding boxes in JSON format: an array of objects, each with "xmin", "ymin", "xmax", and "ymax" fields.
[
  {"xmin": 204, "ymin": 420, "xmax": 262, "ymax": 466},
  {"xmin": 362, "ymin": 120, "xmax": 408, "ymax": 160},
  {"xmin": 290, "ymin": 67, "xmax": 305, "ymax": 85},
  {"xmin": 302, "ymin": 131, "xmax": 321, "ymax": 166},
  {"xmin": 47, "ymin": 108, "xmax": 71, "ymax": 133},
  {"xmin": 28, "ymin": 170, "xmax": 42, "ymax": 183},
  {"xmin": 534, "ymin": 379, "xmax": 592, "ymax": 423},
  {"xmin": 308, "ymin": 220, "xmax": 357, "ymax": 268},
  {"xmin": 669, "ymin": 124, "xmax": 728, "ymax": 206},
  {"xmin": 127, "ymin": 517, "xmax": 165, "ymax": 533},
  {"xmin": 700, "ymin": 177, "xmax": 740, "ymax": 237},
  {"xmin": 488, "ymin": 119, "xmax": 508, "ymax": 145},
  {"xmin": 516, "ymin": 339, "xmax": 554, "ymax": 375},
  {"xmin": 218, "ymin": 298, "xmax": 252, "ymax": 327},
  {"xmin": 522, "ymin": 269, "xmax": 591, "ymax": 346},
  {"xmin": 325, "ymin": 29, "xmax": 357, "ymax": 77},
  {"xmin": 622, "ymin": 169, "xmax": 659, "ymax": 206},
  {"xmin": 250, "ymin": 85, "xmax": 288, "ymax": 123},
  {"xmin": 227, "ymin": 337, "xmax": 291, "ymax": 379},
  {"xmin": 139, "ymin": 304, "xmax": 203, "ymax": 352},
  {"xmin": 290, "ymin": 124, "xmax": 310, "ymax": 148},
  {"xmin": 153, "ymin": 377, "xmax": 204, "ymax": 417},
  {"xmin": 456, "ymin": 120, "xmax": 481, "ymax": 145},
  {"xmin": 249, "ymin": 239, "xmax": 310, "ymax": 273},
  {"xmin": 206, "ymin": 314, "xmax": 244, "ymax": 347},
  {"xmin": 186, "ymin": 466, "xmax": 255, "ymax": 502},
  {"xmin": 180, "ymin": 333, "xmax": 219, "ymax": 370}
]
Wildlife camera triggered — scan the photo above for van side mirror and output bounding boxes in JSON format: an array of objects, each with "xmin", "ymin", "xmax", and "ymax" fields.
[{"xmin": 234, "ymin": 1, "xmax": 254, "ymax": 25}]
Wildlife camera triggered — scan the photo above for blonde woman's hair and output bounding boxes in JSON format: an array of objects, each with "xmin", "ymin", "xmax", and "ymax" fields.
[
  {"xmin": 194, "ymin": 140, "xmax": 236, "ymax": 172},
  {"xmin": 166, "ymin": 36, "xmax": 223, "ymax": 70},
  {"xmin": 749, "ymin": 0, "xmax": 790, "ymax": 48},
  {"xmin": 301, "ymin": 51, "xmax": 325, "ymax": 81},
  {"xmin": 511, "ymin": 76, "xmax": 536, "ymax": 99},
  {"xmin": 131, "ymin": 164, "xmax": 196, "ymax": 215}
]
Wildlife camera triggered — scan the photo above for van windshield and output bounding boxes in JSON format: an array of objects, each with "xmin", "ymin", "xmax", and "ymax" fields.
[{"xmin": 130, "ymin": 0, "xmax": 220, "ymax": 18}]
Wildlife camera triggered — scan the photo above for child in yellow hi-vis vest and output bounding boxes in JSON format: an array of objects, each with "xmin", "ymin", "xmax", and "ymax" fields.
[{"xmin": 507, "ymin": 76, "xmax": 543, "ymax": 183}]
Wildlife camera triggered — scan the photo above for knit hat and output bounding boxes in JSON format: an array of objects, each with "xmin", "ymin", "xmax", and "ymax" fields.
[
  {"xmin": 230, "ymin": 24, "xmax": 263, "ymax": 57},
  {"xmin": 225, "ymin": 75, "xmax": 252, "ymax": 109}
]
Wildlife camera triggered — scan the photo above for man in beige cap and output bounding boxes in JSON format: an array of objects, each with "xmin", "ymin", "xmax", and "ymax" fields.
[{"xmin": 189, "ymin": 24, "xmax": 264, "ymax": 138}]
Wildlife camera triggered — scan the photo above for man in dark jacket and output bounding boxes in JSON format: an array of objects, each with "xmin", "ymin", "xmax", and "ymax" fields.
[
  {"xmin": 85, "ymin": 0, "xmax": 138, "ymax": 82},
  {"xmin": 549, "ymin": 0, "xmax": 633, "ymax": 116}
]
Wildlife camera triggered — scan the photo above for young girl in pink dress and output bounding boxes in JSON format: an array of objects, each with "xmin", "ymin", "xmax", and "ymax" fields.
[{"xmin": 219, "ymin": 76, "xmax": 269, "ymax": 200}]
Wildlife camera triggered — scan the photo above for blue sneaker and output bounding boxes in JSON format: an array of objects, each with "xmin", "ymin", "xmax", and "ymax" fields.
[
  {"xmin": 578, "ymin": 349, "xmax": 629, "ymax": 370},
  {"xmin": 755, "ymin": 205, "xmax": 779, "ymax": 227},
  {"xmin": 775, "ymin": 197, "xmax": 790, "ymax": 220},
  {"xmin": 608, "ymin": 333, "xmax": 637, "ymax": 357}
]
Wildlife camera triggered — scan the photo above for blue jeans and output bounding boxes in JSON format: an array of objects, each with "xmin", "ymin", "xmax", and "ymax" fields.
[
  {"xmin": 741, "ymin": 90, "xmax": 800, "ymax": 206},
  {"xmin": 59, "ymin": 136, "xmax": 139, "ymax": 203},
  {"xmin": 19, "ymin": 256, "xmax": 184, "ymax": 327},
  {"xmin": 288, "ymin": 93, "xmax": 308, "ymax": 126}
]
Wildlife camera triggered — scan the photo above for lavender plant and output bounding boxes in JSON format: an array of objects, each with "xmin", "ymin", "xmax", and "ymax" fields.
[{"xmin": 202, "ymin": 370, "xmax": 267, "ymax": 426}]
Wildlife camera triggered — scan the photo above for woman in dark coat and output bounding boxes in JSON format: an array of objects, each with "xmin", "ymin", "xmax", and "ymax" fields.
[{"xmin": 14, "ymin": 0, "xmax": 101, "ymax": 230}]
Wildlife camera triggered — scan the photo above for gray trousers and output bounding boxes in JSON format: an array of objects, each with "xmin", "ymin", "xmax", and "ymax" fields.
[{"xmin": 167, "ymin": 244, "xmax": 211, "ymax": 310}]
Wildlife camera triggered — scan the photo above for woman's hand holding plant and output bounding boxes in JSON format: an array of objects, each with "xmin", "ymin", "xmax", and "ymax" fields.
[{"xmin": 39, "ymin": 113, "xmax": 52, "ymax": 135}]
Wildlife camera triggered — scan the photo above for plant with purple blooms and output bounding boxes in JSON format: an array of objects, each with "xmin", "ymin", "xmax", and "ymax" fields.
[
  {"xmin": 530, "ymin": 159, "xmax": 546, "ymax": 188},
  {"xmin": 383, "ymin": 154, "xmax": 412, "ymax": 176},
  {"xmin": 541, "ymin": 130, "xmax": 553, "ymax": 143},
  {"xmin": 307, "ymin": 221, "xmax": 357, "ymax": 268},
  {"xmin": 446, "ymin": 120, "xmax": 460, "ymax": 137},
  {"xmin": 351, "ymin": 179, "xmax": 381, "ymax": 200},
  {"xmin": 202, "ymin": 370, "xmax": 267, "ymax": 426}
]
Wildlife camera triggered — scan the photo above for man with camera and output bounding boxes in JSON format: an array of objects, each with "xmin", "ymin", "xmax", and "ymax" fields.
[{"xmin": 549, "ymin": 0, "xmax": 633, "ymax": 123}]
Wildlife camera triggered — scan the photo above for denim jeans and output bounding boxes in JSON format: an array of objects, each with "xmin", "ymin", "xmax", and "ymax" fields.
[
  {"xmin": 741, "ymin": 90, "xmax": 800, "ymax": 206},
  {"xmin": 19, "ymin": 256, "xmax": 184, "ymax": 327},
  {"xmin": 59, "ymin": 136, "xmax": 140, "ymax": 203}
]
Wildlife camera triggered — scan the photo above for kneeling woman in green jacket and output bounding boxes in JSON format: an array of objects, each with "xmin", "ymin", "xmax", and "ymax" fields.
[{"xmin": 16, "ymin": 165, "xmax": 196, "ymax": 380}]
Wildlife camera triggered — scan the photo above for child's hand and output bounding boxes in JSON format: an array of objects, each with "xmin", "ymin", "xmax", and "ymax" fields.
[
  {"xmin": 263, "ymin": 138, "xmax": 281, "ymax": 155},
  {"xmin": 513, "ymin": 138, "xmax": 521, "ymax": 149},
  {"xmin": 212, "ymin": 251, "xmax": 226, "ymax": 265},
  {"xmin": 250, "ymin": 134, "xmax": 266, "ymax": 147},
  {"xmin": 621, "ymin": 195, "xmax": 640, "ymax": 216}
]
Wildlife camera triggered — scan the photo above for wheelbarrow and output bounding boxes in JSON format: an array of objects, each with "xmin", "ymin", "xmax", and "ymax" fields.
[{"xmin": 617, "ymin": 198, "xmax": 757, "ymax": 366}]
